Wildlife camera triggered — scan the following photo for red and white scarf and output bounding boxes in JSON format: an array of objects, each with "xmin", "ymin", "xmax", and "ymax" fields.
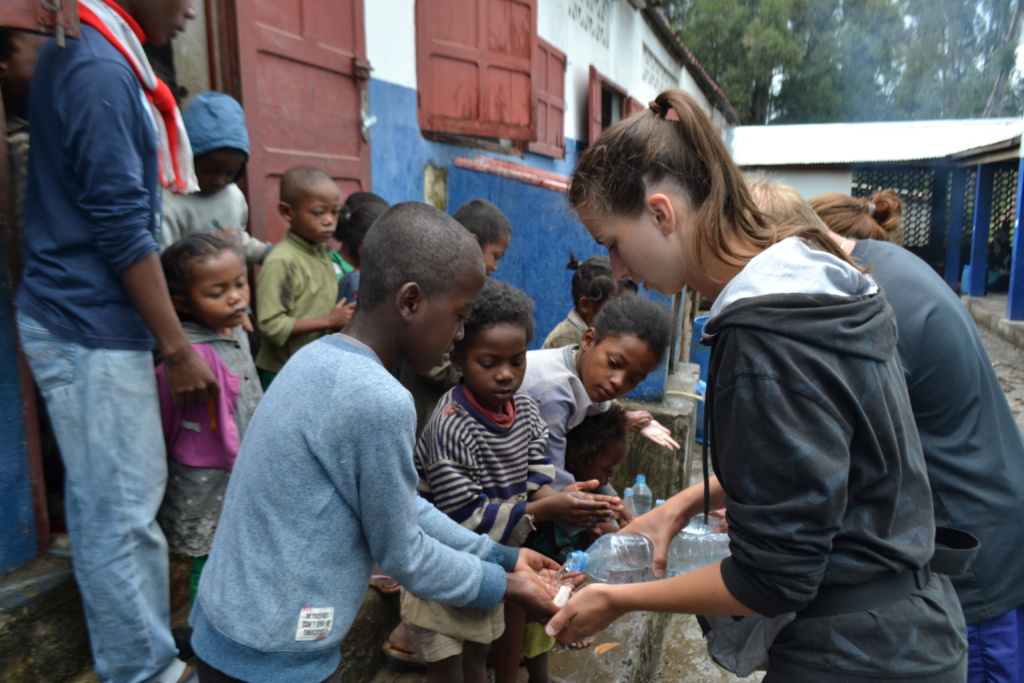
[{"xmin": 78, "ymin": 0, "xmax": 198, "ymax": 194}]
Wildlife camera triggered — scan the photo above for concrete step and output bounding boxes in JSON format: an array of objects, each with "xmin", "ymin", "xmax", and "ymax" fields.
[{"xmin": 0, "ymin": 552, "xmax": 92, "ymax": 682}]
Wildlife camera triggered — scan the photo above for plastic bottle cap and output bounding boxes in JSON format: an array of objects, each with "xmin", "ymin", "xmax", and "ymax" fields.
[
  {"xmin": 566, "ymin": 550, "xmax": 586, "ymax": 574},
  {"xmin": 636, "ymin": 474, "xmax": 646, "ymax": 484},
  {"xmin": 624, "ymin": 489, "xmax": 634, "ymax": 496},
  {"xmin": 655, "ymin": 499, "xmax": 665, "ymax": 506}
]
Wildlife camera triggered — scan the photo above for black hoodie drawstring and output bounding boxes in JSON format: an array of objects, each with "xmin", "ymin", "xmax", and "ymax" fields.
[{"xmin": 701, "ymin": 339, "xmax": 715, "ymax": 525}]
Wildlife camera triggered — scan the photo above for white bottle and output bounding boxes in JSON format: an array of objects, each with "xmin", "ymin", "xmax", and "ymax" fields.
[{"xmin": 632, "ymin": 474, "xmax": 653, "ymax": 515}]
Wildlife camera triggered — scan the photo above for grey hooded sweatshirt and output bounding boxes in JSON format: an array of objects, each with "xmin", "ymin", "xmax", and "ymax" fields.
[{"xmin": 703, "ymin": 238, "xmax": 966, "ymax": 682}]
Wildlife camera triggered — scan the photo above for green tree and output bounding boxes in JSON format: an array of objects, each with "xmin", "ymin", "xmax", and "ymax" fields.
[
  {"xmin": 665, "ymin": 0, "xmax": 1024, "ymax": 123},
  {"xmin": 664, "ymin": 0, "xmax": 803, "ymax": 124},
  {"xmin": 776, "ymin": 0, "xmax": 908, "ymax": 122}
]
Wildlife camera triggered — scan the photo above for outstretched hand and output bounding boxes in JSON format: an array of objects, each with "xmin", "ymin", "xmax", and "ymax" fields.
[
  {"xmin": 545, "ymin": 583, "xmax": 625, "ymax": 644},
  {"xmin": 640, "ymin": 419, "xmax": 680, "ymax": 450},
  {"xmin": 560, "ymin": 479, "xmax": 625, "ymax": 533},
  {"xmin": 516, "ymin": 547, "xmax": 560, "ymax": 574},
  {"xmin": 504, "ymin": 570, "xmax": 558, "ymax": 621}
]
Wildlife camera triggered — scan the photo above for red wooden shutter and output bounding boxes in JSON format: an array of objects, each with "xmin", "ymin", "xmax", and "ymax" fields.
[
  {"xmin": 588, "ymin": 65, "xmax": 603, "ymax": 145},
  {"xmin": 625, "ymin": 96, "xmax": 645, "ymax": 117},
  {"xmin": 417, "ymin": 0, "xmax": 537, "ymax": 141},
  {"xmin": 229, "ymin": 0, "xmax": 371, "ymax": 243},
  {"xmin": 588, "ymin": 65, "xmax": 628, "ymax": 144},
  {"xmin": 528, "ymin": 38, "xmax": 566, "ymax": 158}
]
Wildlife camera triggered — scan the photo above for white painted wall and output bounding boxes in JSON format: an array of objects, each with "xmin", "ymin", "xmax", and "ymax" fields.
[
  {"xmin": 365, "ymin": 0, "xmax": 418, "ymax": 90},
  {"xmin": 745, "ymin": 167, "xmax": 855, "ymax": 201},
  {"xmin": 365, "ymin": 0, "xmax": 726, "ymax": 143},
  {"xmin": 539, "ymin": 0, "xmax": 718, "ymax": 141}
]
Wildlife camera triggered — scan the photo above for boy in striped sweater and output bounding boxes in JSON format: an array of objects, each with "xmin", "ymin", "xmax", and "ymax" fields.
[{"xmin": 403, "ymin": 279, "xmax": 620, "ymax": 683}]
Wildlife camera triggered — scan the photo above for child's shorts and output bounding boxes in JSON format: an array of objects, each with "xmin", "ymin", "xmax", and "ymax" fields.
[{"xmin": 400, "ymin": 589, "xmax": 505, "ymax": 662}]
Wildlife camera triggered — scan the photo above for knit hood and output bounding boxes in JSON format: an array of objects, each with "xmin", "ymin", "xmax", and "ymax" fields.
[
  {"xmin": 704, "ymin": 237, "xmax": 892, "ymax": 362},
  {"xmin": 182, "ymin": 92, "xmax": 249, "ymax": 157}
]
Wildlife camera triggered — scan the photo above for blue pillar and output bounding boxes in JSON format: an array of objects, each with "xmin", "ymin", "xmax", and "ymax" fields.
[
  {"xmin": 1008, "ymin": 157, "xmax": 1024, "ymax": 319},
  {"xmin": 945, "ymin": 167, "xmax": 967, "ymax": 289},
  {"xmin": 967, "ymin": 165, "xmax": 994, "ymax": 298}
]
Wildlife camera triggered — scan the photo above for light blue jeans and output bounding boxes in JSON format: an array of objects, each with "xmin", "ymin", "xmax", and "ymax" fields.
[{"xmin": 18, "ymin": 312, "xmax": 178, "ymax": 683}]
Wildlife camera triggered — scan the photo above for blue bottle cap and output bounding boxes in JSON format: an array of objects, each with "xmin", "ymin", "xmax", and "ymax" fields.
[
  {"xmin": 655, "ymin": 499, "xmax": 666, "ymax": 506},
  {"xmin": 636, "ymin": 474, "xmax": 646, "ymax": 484},
  {"xmin": 624, "ymin": 488, "xmax": 634, "ymax": 496},
  {"xmin": 565, "ymin": 550, "xmax": 586, "ymax": 574}
]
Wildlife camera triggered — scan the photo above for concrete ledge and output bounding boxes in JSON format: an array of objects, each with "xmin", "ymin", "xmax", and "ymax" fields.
[
  {"xmin": 615, "ymin": 364, "xmax": 699, "ymax": 502},
  {"xmin": 0, "ymin": 554, "xmax": 91, "ymax": 682},
  {"xmin": 963, "ymin": 295, "xmax": 1024, "ymax": 349}
]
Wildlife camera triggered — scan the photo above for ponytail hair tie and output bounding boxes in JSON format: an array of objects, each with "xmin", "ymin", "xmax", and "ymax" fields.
[
  {"xmin": 649, "ymin": 100, "xmax": 667, "ymax": 118},
  {"xmin": 867, "ymin": 201, "xmax": 876, "ymax": 217}
]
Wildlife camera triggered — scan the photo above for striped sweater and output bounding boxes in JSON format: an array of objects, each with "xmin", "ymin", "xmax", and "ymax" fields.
[{"xmin": 415, "ymin": 384, "xmax": 554, "ymax": 547}]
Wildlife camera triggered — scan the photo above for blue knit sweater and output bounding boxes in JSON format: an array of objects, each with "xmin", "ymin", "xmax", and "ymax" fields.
[{"xmin": 191, "ymin": 334, "xmax": 517, "ymax": 683}]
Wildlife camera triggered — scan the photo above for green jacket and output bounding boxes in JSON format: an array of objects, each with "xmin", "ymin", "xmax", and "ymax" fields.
[{"xmin": 256, "ymin": 230, "xmax": 337, "ymax": 373}]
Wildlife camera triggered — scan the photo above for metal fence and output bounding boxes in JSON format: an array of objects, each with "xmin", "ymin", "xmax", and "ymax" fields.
[{"xmin": 852, "ymin": 163, "xmax": 1018, "ymax": 284}]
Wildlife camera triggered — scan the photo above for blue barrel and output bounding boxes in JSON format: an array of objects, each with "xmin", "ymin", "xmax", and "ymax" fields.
[{"xmin": 690, "ymin": 315, "xmax": 711, "ymax": 442}]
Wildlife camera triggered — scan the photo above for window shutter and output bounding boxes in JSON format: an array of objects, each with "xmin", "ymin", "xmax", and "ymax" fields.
[
  {"xmin": 626, "ymin": 96, "xmax": 646, "ymax": 117},
  {"xmin": 528, "ymin": 38, "xmax": 566, "ymax": 158},
  {"xmin": 588, "ymin": 65, "xmax": 630, "ymax": 144},
  {"xmin": 417, "ymin": 0, "xmax": 537, "ymax": 141},
  {"xmin": 588, "ymin": 65, "xmax": 603, "ymax": 145}
]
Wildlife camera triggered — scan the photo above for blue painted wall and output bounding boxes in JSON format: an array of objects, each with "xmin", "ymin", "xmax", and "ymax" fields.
[
  {"xmin": 368, "ymin": 79, "xmax": 580, "ymax": 204},
  {"xmin": 368, "ymin": 77, "xmax": 670, "ymax": 399},
  {"xmin": 0, "ymin": 237, "xmax": 38, "ymax": 574},
  {"xmin": 447, "ymin": 165, "xmax": 671, "ymax": 400}
]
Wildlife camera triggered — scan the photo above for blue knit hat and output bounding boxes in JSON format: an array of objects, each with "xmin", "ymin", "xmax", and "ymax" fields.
[{"xmin": 183, "ymin": 92, "xmax": 249, "ymax": 157}]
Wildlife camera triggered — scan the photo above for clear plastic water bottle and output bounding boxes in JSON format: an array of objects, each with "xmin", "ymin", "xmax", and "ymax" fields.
[
  {"xmin": 561, "ymin": 533, "xmax": 654, "ymax": 584},
  {"xmin": 622, "ymin": 487, "xmax": 635, "ymax": 515},
  {"xmin": 665, "ymin": 516, "xmax": 730, "ymax": 578},
  {"xmin": 632, "ymin": 474, "xmax": 653, "ymax": 515}
]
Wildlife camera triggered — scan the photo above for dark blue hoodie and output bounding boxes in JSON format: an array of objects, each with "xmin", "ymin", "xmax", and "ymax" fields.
[{"xmin": 16, "ymin": 26, "xmax": 160, "ymax": 349}]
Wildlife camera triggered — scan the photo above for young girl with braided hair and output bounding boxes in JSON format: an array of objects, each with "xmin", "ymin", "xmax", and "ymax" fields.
[
  {"xmin": 541, "ymin": 253, "xmax": 632, "ymax": 350},
  {"xmin": 544, "ymin": 89, "xmax": 967, "ymax": 682}
]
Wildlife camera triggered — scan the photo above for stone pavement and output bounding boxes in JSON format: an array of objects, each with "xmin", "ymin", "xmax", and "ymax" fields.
[{"xmin": 963, "ymin": 294, "xmax": 1024, "ymax": 433}]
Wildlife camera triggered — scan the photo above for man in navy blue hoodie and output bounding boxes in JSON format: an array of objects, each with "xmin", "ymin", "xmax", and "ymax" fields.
[{"xmin": 15, "ymin": 2, "xmax": 214, "ymax": 682}]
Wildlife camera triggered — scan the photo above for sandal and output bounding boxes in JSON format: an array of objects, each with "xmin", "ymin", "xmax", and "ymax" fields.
[
  {"xmin": 369, "ymin": 574, "xmax": 401, "ymax": 595},
  {"xmin": 382, "ymin": 641, "xmax": 426, "ymax": 666}
]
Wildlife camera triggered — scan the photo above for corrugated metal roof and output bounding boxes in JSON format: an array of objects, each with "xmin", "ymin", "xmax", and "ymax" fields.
[{"xmin": 729, "ymin": 117, "xmax": 1024, "ymax": 166}]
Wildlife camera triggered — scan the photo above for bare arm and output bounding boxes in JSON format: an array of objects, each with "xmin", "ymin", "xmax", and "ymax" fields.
[
  {"xmin": 620, "ymin": 475, "xmax": 725, "ymax": 577},
  {"xmin": 121, "ymin": 252, "xmax": 218, "ymax": 407},
  {"xmin": 545, "ymin": 561, "xmax": 754, "ymax": 644}
]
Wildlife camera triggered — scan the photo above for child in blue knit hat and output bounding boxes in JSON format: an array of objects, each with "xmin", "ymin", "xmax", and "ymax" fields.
[{"xmin": 161, "ymin": 91, "xmax": 273, "ymax": 264}]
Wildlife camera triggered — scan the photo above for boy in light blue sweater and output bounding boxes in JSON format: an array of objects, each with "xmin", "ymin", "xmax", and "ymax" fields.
[{"xmin": 191, "ymin": 203, "xmax": 562, "ymax": 683}]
